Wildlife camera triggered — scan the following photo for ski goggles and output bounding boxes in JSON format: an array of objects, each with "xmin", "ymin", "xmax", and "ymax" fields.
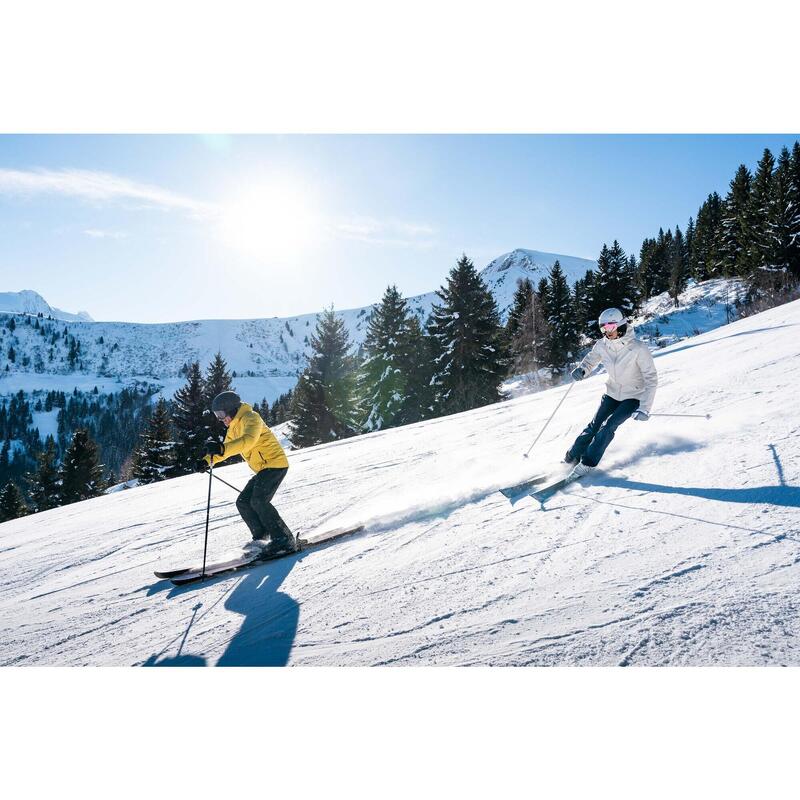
[
  {"xmin": 213, "ymin": 410, "xmax": 228, "ymax": 420},
  {"xmin": 600, "ymin": 321, "xmax": 620, "ymax": 332}
]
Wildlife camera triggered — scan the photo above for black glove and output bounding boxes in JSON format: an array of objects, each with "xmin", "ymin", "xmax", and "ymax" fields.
[
  {"xmin": 205, "ymin": 439, "xmax": 225, "ymax": 457},
  {"xmin": 195, "ymin": 458, "xmax": 209, "ymax": 473},
  {"xmin": 570, "ymin": 367, "xmax": 585, "ymax": 381}
]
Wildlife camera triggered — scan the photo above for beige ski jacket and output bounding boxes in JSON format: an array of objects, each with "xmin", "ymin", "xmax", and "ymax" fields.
[{"xmin": 578, "ymin": 327, "xmax": 658, "ymax": 414}]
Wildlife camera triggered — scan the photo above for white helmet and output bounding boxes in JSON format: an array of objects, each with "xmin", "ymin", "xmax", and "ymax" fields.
[{"xmin": 598, "ymin": 308, "xmax": 626, "ymax": 331}]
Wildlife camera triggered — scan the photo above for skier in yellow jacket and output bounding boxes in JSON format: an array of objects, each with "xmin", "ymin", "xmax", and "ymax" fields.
[{"xmin": 204, "ymin": 391, "xmax": 297, "ymax": 557}]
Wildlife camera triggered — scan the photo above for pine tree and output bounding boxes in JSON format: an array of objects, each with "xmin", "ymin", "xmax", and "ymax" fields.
[
  {"xmin": 590, "ymin": 241, "xmax": 634, "ymax": 319},
  {"xmin": 171, "ymin": 362, "xmax": 207, "ymax": 475},
  {"xmin": 427, "ymin": 254, "xmax": 507, "ymax": 415},
  {"xmin": 542, "ymin": 260, "xmax": 578, "ymax": 375},
  {"xmin": 506, "ymin": 278, "xmax": 535, "ymax": 344},
  {"xmin": 669, "ymin": 225, "xmax": 690, "ymax": 306},
  {"xmin": 58, "ymin": 429, "xmax": 105, "ymax": 505},
  {"xmin": 27, "ymin": 437, "xmax": 60, "ymax": 512},
  {"xmin": 789, "ymin": 142, "xmax": 800, "ymax": 279},
  {"xmin": 692, "ymin": 192, "xmax": 724, "ymax": 280},
  {"xmin": 750, "ymin": 148, "xmax": 776, "ymax": 272},
  {"xmin": 202, "ymin": 352, "xmax": 234, "ymax": 442},
  {"xmin": 0, "ymin": 481, "xmax": 28, "ymax": 522},
  {"xmin": 131, "ymin": 398, "xmax": 176, "ymax": 484},
  {"xmin": 289, "ymin": 307, "xmax": 359, "ymax": 447},
  {"xmin": 398, "ymin": 315, "xmax": 434, "ymax": 425},
  {"xmin": 509, "ymin": 279, "xmax": 549, "ymax": 379},
  {"xmin": 359, "ymin": 285, "xmax": 411, "ymax": 432},
  {"xmin": 626, "ymin": 254, "xmax": 642, "ymax": 315},
  {"xmin": 769, "ymin": 147, "xmax": 797, "ymax": 280},
  {"xmin": 719, "ymin": 164, "xmax": 755, "ymax": 277}
]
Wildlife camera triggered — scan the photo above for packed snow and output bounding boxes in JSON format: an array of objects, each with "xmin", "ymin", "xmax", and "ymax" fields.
[{"xmin": 1, "ymin": 297, "xmax": 798, "ymax": 666}]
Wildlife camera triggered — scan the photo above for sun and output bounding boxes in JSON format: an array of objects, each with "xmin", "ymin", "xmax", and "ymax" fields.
[{"xmin": 217, "ymin": 182, "xmax": 319, "ymax": 263}]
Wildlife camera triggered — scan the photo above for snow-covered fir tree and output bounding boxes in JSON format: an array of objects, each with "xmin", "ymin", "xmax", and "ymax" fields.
[
  {"xmin": 58, "ymin": 429, "xmax": 105, "ymax": 505},
  {"xmin": 719, "ymin": 164, "xmax": 755, "ymax": 277},
  {"xmin": 427, "ymin": 254, "xmax": 507, "ymax": 415},
  {"xmin": 541, "ymin": 260, "xmax": 578, "ymax": 375},
  {"xmin": 507, "ymin": 278, "xmax": 548, "ymax": 378},
  {"xmin": 590, "ymin": 241, "xmax": 634, "ymax": 319},
  {"xmin": 203, "ymin": 352, "xmax": 234, "ymax": 442},
  {"xmin": 692, "ymin": 192, "xmax": 724, "ymax": 280},
  {"xmin": 669, "ymin": 226, "xmax": 690, "ymax": 306},
  {"xmin": 171, "ymin": 361, "xmax": 207, "ymax": 475},
  {"xmin": 359, "ymin": 285, "xmax": 411, "ymax": 432},
  {"xmin": 770, "ymin": 147, "xmax": 800, "ymax": 281},
  {"xmin": 27, "ymin": 436, "xmax": 60, "ymax": 512},
  {"xmin": 131, "ymin": 398, "xmax": 175, "ymax": 484},
  {"xmin": 397, "ymin": 315, "xmax": 434, "ymax": 425},
  {"xmin": 750, "ymin": 148, "xmax": 777, "ymax": 271},
  {"xmin": 289, "ymin": 307, "xmax": 359, "ymax": 448},
  {"xmin": 0, "ymin": 481, "xmax": 28, "ymax": 522}
]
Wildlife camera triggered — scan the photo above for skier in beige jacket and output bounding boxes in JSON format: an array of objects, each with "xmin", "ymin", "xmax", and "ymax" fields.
[{"xmin": 565, "ymin": 308, "xmax": 657, "ymax": 477}]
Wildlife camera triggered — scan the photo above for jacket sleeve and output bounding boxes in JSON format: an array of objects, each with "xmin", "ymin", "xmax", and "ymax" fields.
[
  {"xmin": 216, "ymin": 412, "xmax": 262, "ymax": 462},
  {"xmin": 636, "ymin": 344, "xmax": 658, "ymax": 414},
  {"xmin": 580, "ymin": 340, "xmax": 604, "ymax": 376}
]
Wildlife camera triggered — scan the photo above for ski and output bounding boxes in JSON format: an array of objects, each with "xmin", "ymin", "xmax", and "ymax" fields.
[
  {"xmin": 499, "ymin": 473, "xmax": 551, "ymax": 505},
  {"xmin": 155, "ymin": 525, "xmax": 365, "ymax": 585},
  {"xmin": 529, "ymin": 472, "xmax": 586, "ymax": 507}
]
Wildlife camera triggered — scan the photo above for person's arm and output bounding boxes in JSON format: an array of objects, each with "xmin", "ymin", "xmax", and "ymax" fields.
[
  {"xmin": 575, "ymin": 340, "xmax": 603, "ymax": 379},
  {"xmin": 636, "ymin": 345, "xmax": 658, "ymax": 414},
  {"xmin": 216, "ymin": 412, "xmax": 261, "ymax": 460}
]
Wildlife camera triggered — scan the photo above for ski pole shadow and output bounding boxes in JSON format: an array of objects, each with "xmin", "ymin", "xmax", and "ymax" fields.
[{"xmin": 599, "ymin": 476, "xmax": 800, "ymax": 509}]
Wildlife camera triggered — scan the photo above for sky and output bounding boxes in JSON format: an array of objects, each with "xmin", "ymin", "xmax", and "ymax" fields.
[{"xmin": 0, "ymin": 134, "xmax": 798, "ymax": 323}]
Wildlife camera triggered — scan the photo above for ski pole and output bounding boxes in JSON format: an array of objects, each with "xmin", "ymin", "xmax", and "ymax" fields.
[
  {"xmin": 201, "ymin": 460, "xmax": 214, "ymax": 582},
  {"xmin": 201, "ymin": 467, "xmax": 242, "ymax": 494},
  {"xmin": 523, "ymin": 380, "xmax": 575, "ymax": 459},
  {"xmin": 649, "ymin": 412, "xmax": 712, "ymax": 419}
]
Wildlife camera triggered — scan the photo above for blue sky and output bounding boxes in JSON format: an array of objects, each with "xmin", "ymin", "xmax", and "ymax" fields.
[{"xmin": 0, "ymin": 134, "xmax": 798, "ymax": 323}]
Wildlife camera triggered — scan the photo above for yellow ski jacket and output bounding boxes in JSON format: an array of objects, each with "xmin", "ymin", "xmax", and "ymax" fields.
[{"xmin": 205, "ymin": 403, "xmax": 289, "ymax": 471}]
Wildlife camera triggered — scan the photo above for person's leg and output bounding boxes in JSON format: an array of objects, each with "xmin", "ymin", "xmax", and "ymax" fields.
[
  {"xmin": 566, "ymin": 395, "xmax": 620, "ymax": 463},
  {"xmin": 236, "ymin": 475, "xmax": 267, "ymax": 540},
  {"xmin": 250, "ymin": 468, "xmax": 294, "ymax": 546},
  {"xmin": 581, "ymin": 399, "xmax": 640, "ymax": 467}
]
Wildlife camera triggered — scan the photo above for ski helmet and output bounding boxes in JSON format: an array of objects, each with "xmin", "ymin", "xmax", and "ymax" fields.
[
  {"xmin": 211, "ymin": 390, "xmax": 241, "ymax": 419},
  {"xmin": 598, "ymin": 307, "xmax": 626, "ymax": 336}
]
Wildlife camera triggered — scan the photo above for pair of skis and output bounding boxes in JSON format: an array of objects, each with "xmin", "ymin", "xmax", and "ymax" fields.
[
  {"xmin": 499, "ymin": 467, "xmax": 584, "ymax": 508},
  {"xmin": 155, "ymin": 524, "xmax": 365, "ymax": 586}
]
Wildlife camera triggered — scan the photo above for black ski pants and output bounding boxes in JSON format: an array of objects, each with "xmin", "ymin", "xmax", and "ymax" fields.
[
  {"xmin": 236, "ymin": 467, "xmax": 293, "ymax": 544},
  {"xmin": 567, "ymin": 394, "xmax": 640, "ymax": 468}
]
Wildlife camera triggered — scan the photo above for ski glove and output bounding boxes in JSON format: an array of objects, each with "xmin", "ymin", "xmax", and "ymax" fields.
[
  {"xmin": 205, "ymin": 439, "xmax": 225, "ymax": 457},
  {"xmin": 632, "ymin": 410, "xmax": 650, "ymax": 422},
  {"xmin": 570, "ymin": 367, "xmax": 585, "ymax": 381}
]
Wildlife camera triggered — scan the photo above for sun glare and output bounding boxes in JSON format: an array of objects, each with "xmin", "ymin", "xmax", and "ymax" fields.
[{"xmin": 217, "ymin": 182, "xmax": 319, "ymax": 263}]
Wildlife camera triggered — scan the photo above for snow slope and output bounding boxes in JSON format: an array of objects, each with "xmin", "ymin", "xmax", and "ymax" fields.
[{"xmin": 1, "ymin": 298, "xmax": 798, "ymax": 667}]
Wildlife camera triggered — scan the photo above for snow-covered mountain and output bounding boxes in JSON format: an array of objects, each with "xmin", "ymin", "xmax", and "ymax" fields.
[
  {"xmin": 1, "ymin": 297, "xmax": 798, "ymax": 666},
  {"xmin": 0, "ymin": 248, "xmax": 596, "ymax": 404},
  {"xmin": 0, "ymin": 289, "xmax": 93, "ymax": 322}
]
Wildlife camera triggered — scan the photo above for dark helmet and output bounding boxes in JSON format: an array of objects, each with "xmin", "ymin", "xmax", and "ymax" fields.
[{"xmin": 211, "ymin": 390, "xmax": 241, "ymax": 419}]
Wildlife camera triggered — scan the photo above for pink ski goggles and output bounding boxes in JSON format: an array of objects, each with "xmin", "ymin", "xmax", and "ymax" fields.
[{"xmin": 600, "ymin": 321, "xmax": 619, "ymax": 332}]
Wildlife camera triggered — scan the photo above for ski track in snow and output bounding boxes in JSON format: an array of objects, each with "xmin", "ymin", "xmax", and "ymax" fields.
[{"xmin": 1, "ymin": 300, "xmax": 800, "ymax": 665}]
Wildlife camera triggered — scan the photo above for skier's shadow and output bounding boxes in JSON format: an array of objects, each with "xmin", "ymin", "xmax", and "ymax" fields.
[{"xmin": 214, "ymin": 555, "xmax": 301, "ymax": 666}]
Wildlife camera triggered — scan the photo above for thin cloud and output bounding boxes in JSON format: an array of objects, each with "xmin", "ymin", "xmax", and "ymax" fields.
[
  {"xmin": 335, "ymin": 215, "xmax": 436, "ymax": 248},
  {"xmin": 0, "ymin": 167, "xmax": 215, "ymax": 219},
  {"xmin": 84, "ymin": 228, "xmax": 128, "ymax": 239}
]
